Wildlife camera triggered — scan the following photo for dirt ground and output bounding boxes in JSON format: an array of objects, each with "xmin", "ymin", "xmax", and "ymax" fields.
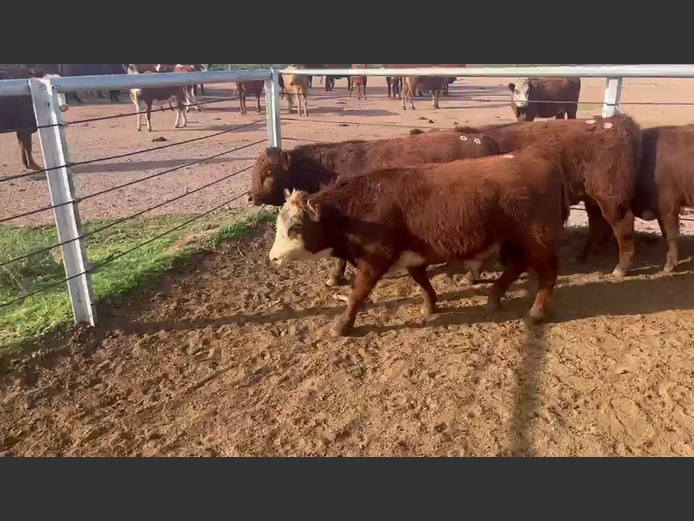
[
  {"xmin": 2, "ymin": 226, "xmax": 694, "ymax": 456},
  {"xmin": 2, "ymin": 75, "xmax": 694, "ymax": 457}
]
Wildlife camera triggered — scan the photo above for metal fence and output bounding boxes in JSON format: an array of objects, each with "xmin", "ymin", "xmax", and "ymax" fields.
[{"xmin": 3, "ymin": 64, "xmax": 694, "ymax": 328}]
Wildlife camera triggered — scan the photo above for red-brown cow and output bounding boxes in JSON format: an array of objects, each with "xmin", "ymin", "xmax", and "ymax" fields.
[
  {"xmin": 269, "ymin": 143, "xmax": 570, "ymax": 337},
  {"xmin": 237, "ymin": 80, "xmax": 264, "ymax": 114},
  {"xmin": 0, "ymin": 67, "xmax": 68, "ymax": 170},
  {"xmin": 630, "ymin": 124, "xmax": 694, "ymax": 273},
  {"xmin": 455, "ymin": 115, "xmax": 642, "ymax": 277},
  {"xmin": 508, "ymin": 77, "xmax": 581, "ymax": 122},
  {"xmin": 251, "ymin": 131, "xmax": 499, "ymax": 286}
]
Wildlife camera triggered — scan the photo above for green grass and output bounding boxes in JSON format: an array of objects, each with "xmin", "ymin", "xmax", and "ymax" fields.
[{"xmin": 0, "ymin": 210, "xmax": 276, "ymax": 352}]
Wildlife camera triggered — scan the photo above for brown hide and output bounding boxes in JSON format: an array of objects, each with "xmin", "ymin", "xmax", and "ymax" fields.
[
  {"xmin": 456, "ymin": 115, "xmax": 641, "ymax": 276},
  {"xmin": 250, "ymin": 131, "xmax": 500, "ymax": 206},
  {"xmin": 508, "ymin": 78, "xmax": 581, "ymax": 121},
  {"xmin": 633, "ymin": 124, "xmax": 694, "ymax": 272},
  {"xmin": 237, "ymin": 80, "xmax": 265, "ymax": 114},
  {"xmin": 283, "ymin": 143, "xmax": 568, "ymax": 336}
]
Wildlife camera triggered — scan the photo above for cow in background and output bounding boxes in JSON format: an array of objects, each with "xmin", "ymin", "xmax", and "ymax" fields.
[
  {"xmin": 0, "ymin": 67, "xmax": 68, "ymax": 170},
  {"xmin": 282, "ymin": 66, "xmax": 310, "ymax": 117},
  {"xmin": 508, "ymin": 77, "xmax": 581, "ymax": 121},
  {"xmin": 386, "ymin": 76, "xmax": 402, "ymax": 99},
  {"xmin": 237, "ymin": 80, "xmax": 265, "ymax": 114},
  {"xmin": 349, "ymin": 64, "xmax": 368, "ymax": 100},
  {"xmin": 401, "ymin": 76, "xmax": 448, "ymax": 110}
]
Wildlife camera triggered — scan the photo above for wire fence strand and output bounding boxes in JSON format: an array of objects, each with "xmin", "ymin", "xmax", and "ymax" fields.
[{"xmin": 0, "ymin": 118, "xmax": 263, "ymax": 185}]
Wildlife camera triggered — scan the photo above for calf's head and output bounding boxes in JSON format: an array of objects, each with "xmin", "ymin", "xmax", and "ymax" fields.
[
  {"xmin": 269, "ymin": 189, "xmax": 332, "ymax": 267},
  {"xmin": 250, "ymin": 147, "xmax": 293, "ymax": 206},
  {"xmin": 508, "ymin": 78, "xmax": 531, "ymax": 108}
]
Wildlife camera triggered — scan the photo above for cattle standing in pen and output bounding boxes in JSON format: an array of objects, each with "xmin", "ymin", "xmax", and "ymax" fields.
[
  {"xmin": 237, "ymin": 80, "xmax": 265, "ymax": 114},
  {"xmin": 126, "ymin": 68, "xmax": 187, "ymax": 132},
  {"xmin": 0, "ymin": 67, "xmax": 68, "ymax": 170},
  {"xmin": 455, "ymin": 114, "xmax": 641, "ymax": 278},
  {"xmin": 401, "ymin": 76, "xmax": 448, "ymax": 110},
  {"xmin": 269, "ymin": 143, "xmax": 570, "ymax": 337},
  {"xmin": 349, "ymin": 64, "xmax": 368, "ymax": 100},
  {"xmin": 250, "ymin": 131, "xmax": 499, "ymax": 286},
  {"xmin": 282, "ymin": 66, "xmax": 310, "ymax": 117},
  {"xmin": 628, "ymin": 124, "xmax": 694, "ymax": 273},
  {"xmin": 508, "ymin": 77, "xmax": 581, "ymax": 122}
]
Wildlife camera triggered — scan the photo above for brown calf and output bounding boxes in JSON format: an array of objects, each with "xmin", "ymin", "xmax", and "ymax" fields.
[
  {"xmin": 0, "ymin": 67, "xmax": 68, "ymax": 170},
  {"xmin": 631, "ymin": 124, "xmax": 694, "ymax": 273},
  {"xmin": 401, "ymin": 76, "xmax": 448, "ymax": 110},
  {"xmin": 282, "ymin": 66, "xmax": 309, "ymax": 117},
  {"xmin": 349, "ymin": 64, "xmax": 368, "ymax": 100},
  {"xmin": 237, "ymin": 80, "xmax": 265, "ymax": 114},
  {"xmin": 456, "ymin": 115, "xmax": 642, "ymax": 277},
  {"xmin": 130, "ymin": 71, "xmax": 187, "ymax": 132},
  {"xmin": 508, "ymin": 77, "xmax": 581, "ymax": 122},
  {"xmin": 250, "ymin": 131, "xmax": 499, "ymax": 286},
  {"xmin": 172, "ymin": 64, "xmax": 203, "ymax": 113},
  {"xmin": 269, "ymin": 144, "xmax": 570, "ymax": 337}
]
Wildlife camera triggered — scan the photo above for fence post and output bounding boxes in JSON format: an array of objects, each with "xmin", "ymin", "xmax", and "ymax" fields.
[
  {"xmin": 265, "ymin": 67, "xmax": 282, "ymax": 148},
  {"xmin": 602, "ymin": 77, "xmax": 623, "ymax": 118},
  {"xmin": 29, "ymin": 78, "xmax": 96, "ymax": 326}
]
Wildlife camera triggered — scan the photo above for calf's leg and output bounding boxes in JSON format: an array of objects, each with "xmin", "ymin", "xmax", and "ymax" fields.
[
  {"xmin": 526, "ymin": 252, "xmax": 559, "ymax": 324},
  {"xmin": 256, "ymin": 93, "xmax": 262, "ymax": 113},
  {"xmin": 326, "ymin": 258, "xmax": 348, "ymax": 287},
  {"xmin": 577, "ymin": 200, "xmax": 612, "ymax": 263},
  {"xmin": 331, "ymin": 264, "xmax": 384, "ymax": 337},
  {"xmin": 598, "ymin": 200, "xmax": 636, "ymax": 277},
  {"xmin": 17, "ymin": 132, "xmax": 41, "ymax": 171},
  {"xmin": 488, "ymin": 244, "xmax": 527, "ymax": 312},
  {"xmin": 407, "ymin": 265, "xmax": 437, "ymax": 315},
  {"xmin": 658, "ymin": 211, "xmax": 680, "ymax": 274}
]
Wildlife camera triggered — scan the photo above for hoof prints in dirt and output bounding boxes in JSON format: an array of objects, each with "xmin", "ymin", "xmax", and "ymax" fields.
[{"xmin": 3, "ymin": 226, "xmax": 694, "ymax": 456}]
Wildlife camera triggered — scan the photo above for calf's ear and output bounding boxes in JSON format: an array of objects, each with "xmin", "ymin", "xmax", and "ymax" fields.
[
  {"xmin": 508, "ymin": 83, "xmax": 515, "ymax": 92},
  {"xmin": 306, "ymin": 201, "xmax": 321, "ymax": 222}
]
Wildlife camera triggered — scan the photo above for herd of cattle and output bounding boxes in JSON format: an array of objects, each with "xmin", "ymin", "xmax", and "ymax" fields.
[
  {"xmin": 250, "ymin": 114, "xmax": 694, "ymax": 337},
  {"xmin": 1, "ymin": 65, "xmax": 693, "ymax": 338}
]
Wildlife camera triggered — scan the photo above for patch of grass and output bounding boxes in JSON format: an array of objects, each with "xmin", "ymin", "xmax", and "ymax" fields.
[{"xmin": 0, "ymin": 209, "xmax": 276, "ymax": 351}]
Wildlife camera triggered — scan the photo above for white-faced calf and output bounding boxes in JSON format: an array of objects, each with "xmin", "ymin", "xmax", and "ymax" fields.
[{"xmin": 270, "ymin": 145, "xmax": 570, "ymax": 337}]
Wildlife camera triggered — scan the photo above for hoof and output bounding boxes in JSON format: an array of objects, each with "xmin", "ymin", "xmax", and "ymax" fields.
[
  {"xmin": 421, "ymin": 302, "xmax": 437, "ymax": 316},
  {"xmin": 325, "ymin": 275, "xmax": 347, "ymax": 288},
  {"xmin": 663, "ymin": 263, "xmax": 676, "ymax": 274},
  {"xmin": 524, "ymin": 309, "xmax": 546, "ymax": 325},
  {"xmin": 611, "ymin": 267, "xmax": 627, "ymax": 278},
  {"xmin": 462, "ymin": 272, "xmax": 477, "ymax": 285},
  {"xmin": 330, "ymin": 318, "xmax": 353, "ymax": 338}
]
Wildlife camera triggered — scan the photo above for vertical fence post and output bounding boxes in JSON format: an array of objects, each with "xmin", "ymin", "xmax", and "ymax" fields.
[
  {"xmin": 29, "ymin": 78, "xmax": 96, "ymax": 326},
  {"xmin": 602, "ymin": 77, "xmax": 623, "ymax": 118},
  {"xmin": 265, "ymin": 67, "xmax": 282, "ymax": 148}
]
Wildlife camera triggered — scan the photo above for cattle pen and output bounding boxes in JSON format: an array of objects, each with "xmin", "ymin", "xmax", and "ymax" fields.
[{"xmin": 3, "ymin": 65, "xmax": 694, "ymax": 456}]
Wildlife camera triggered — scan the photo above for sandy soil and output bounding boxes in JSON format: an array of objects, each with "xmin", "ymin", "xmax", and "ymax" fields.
[
  {"xmin": 2, "ymin": 75, "xmax": 694, "ymax": 457},
  {"xmin": 2, "ymin": 226, "xmax": 694, "ymax": 457}
]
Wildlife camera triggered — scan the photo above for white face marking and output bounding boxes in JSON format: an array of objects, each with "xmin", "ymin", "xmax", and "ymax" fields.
[
  {"xmin": 474, "ymin": 138, "xmax": 481, "ymax": 144},
  {"xmin": 504, "ymin": 154, "xmax": 514, "ymax": 159},
  {"xmin": 460, "ymin": 135, "xmax": 468, "ymax": 141},
  {"xmin": 386, "ymin": 251, "xmax": 427, "ymax": 275},
  {"xmin": 512, "ymin": 78, "xmax": 530, "ymax": 108},
  {"xmin": 603, "ymin": 122, "xmax": 613, "ymax": 129},
  {"xmin": 269, "ymin": 194, "xmax": 332, "ymax": 267},
  {"xmin": 586, "ymin": 120, "xmax": 596, "ymax": 124}
]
